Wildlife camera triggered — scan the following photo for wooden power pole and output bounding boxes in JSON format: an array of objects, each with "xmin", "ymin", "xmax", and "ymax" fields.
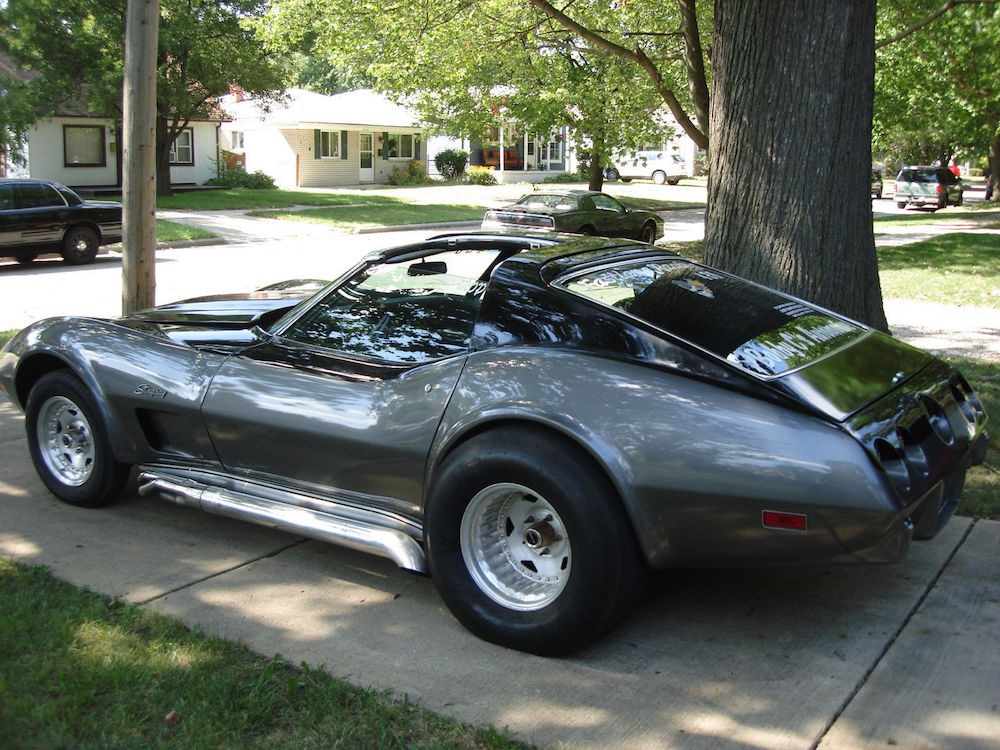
[{"xmin": 121, "ymin": 0, "xmax": 159, "ymax": 314}]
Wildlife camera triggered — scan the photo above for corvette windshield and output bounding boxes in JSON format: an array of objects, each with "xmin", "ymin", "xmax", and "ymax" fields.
[{"xmin": 558, "ymin": 258, "xmax": 865, "ymax": 377}]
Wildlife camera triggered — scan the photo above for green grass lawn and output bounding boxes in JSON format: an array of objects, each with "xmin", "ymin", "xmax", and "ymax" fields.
[
  {"xmin": 877, "ymin": 233, "xmax": 1000, "ymax": 308},
  {"xmin": 155, "ymin": 219, "xmax": 218, "ymax": 243},
  {"xmin": 249, "ymin": 203, "xmax": 485, "ymax": 229},
  {"xmin": 0, "ymin": 558, "xmax": 528, "ymax": 750},
  {"xmin": 874, "ymin": 208, "xmax": 1000, "ymax": 227},
  {"xmin": 108, "ymin": 189, "xmax": 402, "ymax": 211}
]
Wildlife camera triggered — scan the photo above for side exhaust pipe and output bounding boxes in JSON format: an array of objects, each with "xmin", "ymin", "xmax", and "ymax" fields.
[{"xmin": 138, "ymin": 474, "xmax": 426, "ymax": 573}]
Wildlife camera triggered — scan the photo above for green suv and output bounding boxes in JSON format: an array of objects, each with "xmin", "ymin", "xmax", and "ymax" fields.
[{"xmin": 895, "ymin": 166, "xmax": 964, "ymax": 210}]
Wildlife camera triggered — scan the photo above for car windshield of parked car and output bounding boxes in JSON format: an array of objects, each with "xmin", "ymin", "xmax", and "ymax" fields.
[
  {"xmin": 557, "ymin": 258, "xmax": 866, "ymax": 377},
  {"xmin": 278, "ymin": 249, "xmax": 500, "ymax": 363},
  {"xmin": 516, "ymin": 194, "xmax": 578, "ymax": 211}
]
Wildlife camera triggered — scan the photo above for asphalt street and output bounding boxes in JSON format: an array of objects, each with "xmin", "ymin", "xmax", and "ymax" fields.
[{"xmin": 1, "ymin": 191, "xmax": 999, "ymax": 748}]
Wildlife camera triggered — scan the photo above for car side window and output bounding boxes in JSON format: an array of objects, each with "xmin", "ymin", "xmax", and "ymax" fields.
[
  {"xmin": 15, "ymin": 183, "xmax": 65, "ymax": 209},
  {"xmin": 0, "ymin": 185, "xmax": 13, "ymax": 211},
  {"xmin": 281, "ymin": 249, "xmax": 500, "ymax": 363},
  {"xmin": 592, "ymin": 194, "xmax": 624, "ymax": 212}
]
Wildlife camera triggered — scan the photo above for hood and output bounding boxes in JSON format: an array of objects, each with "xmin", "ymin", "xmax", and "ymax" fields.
[{"xmin": 126, "ymin": 288, "xmax": 315, "ymax": 329}]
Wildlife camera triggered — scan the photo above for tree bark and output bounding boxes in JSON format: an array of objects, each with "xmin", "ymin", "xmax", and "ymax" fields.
[
  {"xmin": 705, "ymin": 0, "xmax": 888, "ymax": 331},
  {"xmin": 588, "ymin": 142, "xmax": 605, "ymax": 192},
  {"xmin": 122, "ymin": 0, "xmax": 159, "ymax": 315}
]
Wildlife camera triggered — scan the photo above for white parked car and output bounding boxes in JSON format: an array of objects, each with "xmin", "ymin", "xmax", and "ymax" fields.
[{"xmin": 605, "ymin": 150, "xmax": 687, "ymax": 185}]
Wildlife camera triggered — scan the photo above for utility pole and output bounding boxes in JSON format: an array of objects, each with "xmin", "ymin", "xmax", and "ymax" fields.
[{"xmin": 122, "ymin": 0, "xmax": 159, "ymax": 314}]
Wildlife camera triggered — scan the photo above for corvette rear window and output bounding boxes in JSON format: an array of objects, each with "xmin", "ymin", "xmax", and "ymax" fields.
[{"xmin": 557, "ymin": 259, "xmax": 865, "ymax": 377}]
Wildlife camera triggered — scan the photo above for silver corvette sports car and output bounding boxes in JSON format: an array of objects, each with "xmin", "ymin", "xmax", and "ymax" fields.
[{"xmin": 0, "ymin": 232, "xmax": 988, "ymax": 655}]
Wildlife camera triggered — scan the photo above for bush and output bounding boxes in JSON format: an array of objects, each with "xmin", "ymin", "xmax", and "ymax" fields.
[
  {"xmin": 543, "ymin": 172, "xmax": 581, "ymax": 183},
  {"xmin": 465, "ymin": 165, "xmax": 498, "ymax": 185},
  {"xmin": 387, "ymin": 160, "xmax": 433, "ymax": 186},
  {"xmin": 206, "ymin": 165, "xmax": 276, "ymax": 189},
  {"xmin": 434, "ymin": 149, "xmax": 469, "ymax": 179}
]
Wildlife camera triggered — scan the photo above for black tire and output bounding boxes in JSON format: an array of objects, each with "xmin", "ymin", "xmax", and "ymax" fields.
[
  {"xmin": 640, "ymin": 222, "xmax": 657, "ymax": 244},
  {"xmin": 25, "ymin": 371, "xmax": 129, "ymax": 507},
  {"xmin": 578, "ymin": 225, "xmax": 596, "ymax": 236},
  {"xmin": 896, "ymin": 201, "xmax": 908, "ymax": 209},
  {"xmin": 61, "ymin": 226, "xmax": 99, "ymax": 265},
  {"xmin": 604, "ymin": 168, "xmax": 620, "ymax": 181},
  {"xmin": 621, "ymin": 177, "xmax": 632, "ymax": 183},
  {"xmin": 424, "ymin": 427, "xmax": 646, "ymax": 655},
  {"xmin": 875, "ymin": 189, "xmax": 883, "ymax": 199},
  {"xmin": 666, "ymin": 178, "xmax": 681, "ymax": 185},
  {"xmin": 956, "ymin": 192, "xmax": 964, "ymax": 206},
  {"xmin": 652, "ymin": 170, "xmax": 667, "ymax": 185}
]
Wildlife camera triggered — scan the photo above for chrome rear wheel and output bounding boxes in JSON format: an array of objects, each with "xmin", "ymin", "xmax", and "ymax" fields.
[{"xmin": 460, "ymin": 482, "xmax": 571, "ymax": 611}]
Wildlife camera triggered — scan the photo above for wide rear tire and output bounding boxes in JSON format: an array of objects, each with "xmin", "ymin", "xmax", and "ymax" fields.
[
  {"xmin": 425, "ymin": 427, "xmax": 645, "ymax": 655},
  {"xmin": 25, "ymin": 371, "xmax": 129, "ymax": 507}
]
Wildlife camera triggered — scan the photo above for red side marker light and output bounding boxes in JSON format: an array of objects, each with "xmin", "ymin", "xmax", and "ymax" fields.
[{"xmin": 762, "ymin": 510, "xmax": 808, "ymax": 532}]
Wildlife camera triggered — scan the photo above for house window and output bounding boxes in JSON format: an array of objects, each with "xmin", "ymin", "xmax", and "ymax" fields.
[
  {"xmin": 540, "ymin": 138, "xmax": 562, "ymax": 164},
  {"xmin": 169, "ymin": 129, "xmax": 194, "ymax": 166},
  {"xmin": 63, "ymin": 125, "xmax": 106, "ymax": 168},
  {"xmin": 230, "ymin": 131, "xmax": 244, "ymax": 151},
  {"xmin": 319, "ymin": 130, "xmax": 340, "ymax": 158},
  {"xmin": 384, "ymin": 133, "xmax": 416, "ymax": 159}
]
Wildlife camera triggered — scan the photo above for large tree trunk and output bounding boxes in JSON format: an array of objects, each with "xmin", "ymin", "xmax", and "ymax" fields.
[
  {"xmin": 705, "ymin": 0, "xmax": 888, "ymax": 331},
  {"xmin": 990, "ymin": 131, "xmax": 999, "ymax": 199}
]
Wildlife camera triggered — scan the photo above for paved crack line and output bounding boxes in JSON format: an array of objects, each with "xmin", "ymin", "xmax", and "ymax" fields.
[
  {"xmin": 808, "ymin": 518, "xmax": 978, "ymax": 750},
  {"xmin": 132, "ymin": 537, "xmax": 308, "ymax": 606}
]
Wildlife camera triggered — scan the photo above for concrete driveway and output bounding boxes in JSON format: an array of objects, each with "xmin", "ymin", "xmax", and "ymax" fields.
[{"xmin": 2, "ymin": 194, "xmax": 1000, "ymax": 749}]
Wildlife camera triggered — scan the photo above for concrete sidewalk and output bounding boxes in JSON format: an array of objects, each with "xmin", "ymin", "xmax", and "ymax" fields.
[{"xmin": 1, "ymin": 399, "xmax": 997, "ymax": 749}]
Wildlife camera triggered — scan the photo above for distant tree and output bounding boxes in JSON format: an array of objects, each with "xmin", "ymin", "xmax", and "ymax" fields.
[
  {"xmin": 874, "ymin": 1, "xmax": 1000, "ymax": 185},
  {"xmin": 1, "ymin": 0, "xmax": 288, "ymax": 195},
  {"xmin": 287, "ymin": 53, "xmax": 376, "ymax": 95},
  {"xmin": 260, "ymin": 0, "xmax": 691, "ymax": 191}
]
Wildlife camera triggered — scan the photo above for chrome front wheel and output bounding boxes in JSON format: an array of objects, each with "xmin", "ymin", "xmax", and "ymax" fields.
[
  {"xmin": 25, "ymin": 371, "xmax": 130, "ymax": 507},
  {"xmin": 37, "ymin": 395, "xmax": 96, "ymax": 486},
  {"xmin": 460, "ymin": 482, "xmax": 571, "ymax": 611}
]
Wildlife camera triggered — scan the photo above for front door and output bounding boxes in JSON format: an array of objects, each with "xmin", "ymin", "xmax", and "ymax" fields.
[{"xmin": 359, "ymin": 133, "xmax": 374, "ymax": 182}]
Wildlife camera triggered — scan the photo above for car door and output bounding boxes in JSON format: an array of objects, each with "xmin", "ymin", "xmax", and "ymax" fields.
[
  {"xmin": 200, "ymin": 246, "xmax": 499, "ymax": 516},
  {"xmin": 0, "ymin": 184, "xmax": 20, "ymax": 249},
  {"xmin": 14, "ymin": 182, "xmax": 69, "ymax": 249},
  {"xmin": 589, "ymin": 193, "xmax": 638, "ymax": 238}
]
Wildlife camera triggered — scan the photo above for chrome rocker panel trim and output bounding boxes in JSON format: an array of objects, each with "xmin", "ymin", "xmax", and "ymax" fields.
[{"xmin": 138, "ymin": 466, "xmax": 426, "ymax": 573}]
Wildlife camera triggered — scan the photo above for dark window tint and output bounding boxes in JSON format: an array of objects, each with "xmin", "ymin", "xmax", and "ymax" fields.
[
  {"xmin": 281, "ymin": 249, "xmax": 499, "ymax": 363},
  {"xmin": 0, "ymin": 184, "xmax": 14, "ymax": 210},
  {"xmin": 558, "ymin": 258, "xmax": 865, "ymax": 377},
  {"xmin": 16, "ymin": 183, "xmax": 65, "ymax": 208}
]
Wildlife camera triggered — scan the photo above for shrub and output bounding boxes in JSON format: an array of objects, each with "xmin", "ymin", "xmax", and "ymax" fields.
[
  {"xmin": 387, "ymin": 160, "xmax": 433, "ymax": 186},
  {"xmin": 434, "ymin": 149, "xmax": 469, "ymax": 179},
  {"xmin": 543, "ymin": 172, "xmax": 581, "ymax": 183},
  {"xmin": 465, "ymin": 165, "xmax": 498, "ymax": 185},
  {"xmin": 206, "ymin": 165, "xmax": 276, "ymax": 189}
]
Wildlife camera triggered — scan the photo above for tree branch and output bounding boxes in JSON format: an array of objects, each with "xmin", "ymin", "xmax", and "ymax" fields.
[
  {"xmin": 876, "ymin": 0, "xmax": 998, "ymax": 48},
  {"xmin": 525, "ymin": 0, "xmax": 708, "ymax": 148}
]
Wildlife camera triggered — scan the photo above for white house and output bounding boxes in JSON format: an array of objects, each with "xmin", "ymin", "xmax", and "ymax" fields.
[
  {"xmin": 13, "ymin": 114, "xmax": 223, "ymax": 188},
  {"xmin": 220, "ymin": 88, "xmax": 428, "ymax": 188}
]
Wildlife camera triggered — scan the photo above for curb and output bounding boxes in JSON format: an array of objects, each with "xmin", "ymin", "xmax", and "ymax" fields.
[{"xmin": 355, "ymin": 220, "xmax": 482, "ymax": 234}]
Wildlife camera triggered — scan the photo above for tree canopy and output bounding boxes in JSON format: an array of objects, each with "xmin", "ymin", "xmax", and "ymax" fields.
[
  {"xmin": 874, "ymin": 0, "xmax": 1000, "ymax": 181},
  {"xmin": 1, "ymin": 0, "xmax": 288, "ymax": 192}
]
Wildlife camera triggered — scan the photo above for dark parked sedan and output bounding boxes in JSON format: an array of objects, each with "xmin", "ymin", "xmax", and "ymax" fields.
[
  {"xmin": 482, "ymin": 190, "xmax": 664, "ymax": 243},
  {"xmin": 0, "ymin": 231, "xmax": 987, "ymax": 655},
  {"xmin": 0, "ymin": 178, "xmax": 122, "ymax": 265}
]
